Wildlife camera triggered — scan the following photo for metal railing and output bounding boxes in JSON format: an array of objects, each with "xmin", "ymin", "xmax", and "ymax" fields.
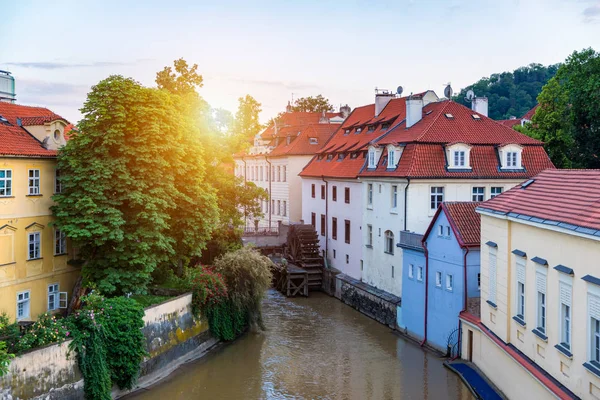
[{"xmin": 398, "ymin": 231, "xmax": 424, "ymax": 250}]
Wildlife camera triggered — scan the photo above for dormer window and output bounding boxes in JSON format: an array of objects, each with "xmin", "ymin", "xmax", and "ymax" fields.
[
  {"xmin": 309, "ymin": 137, "xmax": 318, "ymax": 145},
  {"xmin": 447, "ymin": 143, "xmax": 472, "ymax": 170},
  {"xmin": 499, "ymin": 144, "xmax": 523, "ymax": 170}
]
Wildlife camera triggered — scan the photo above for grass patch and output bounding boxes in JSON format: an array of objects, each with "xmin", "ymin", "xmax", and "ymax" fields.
[{"xmin": 130, "ymin": 295, "xmax": 172, "ymax": 308}]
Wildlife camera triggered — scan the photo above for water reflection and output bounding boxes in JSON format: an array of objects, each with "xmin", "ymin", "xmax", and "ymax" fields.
[{"xmin": 127, "ymin": 290, "xmax": 473, "ymax": 400}]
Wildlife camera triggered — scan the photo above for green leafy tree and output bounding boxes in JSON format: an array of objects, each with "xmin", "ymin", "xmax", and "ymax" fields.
[
  {"xmin": 291, "ymin": 94, "xmax": 334, "ymax": 113},
  {"xmin": 53, "ymin": 75, "xmax": 218, "ymax": 294},
  {"xmin": 455, "ymin": 63, "xmax": 559, "ymax": 120}
]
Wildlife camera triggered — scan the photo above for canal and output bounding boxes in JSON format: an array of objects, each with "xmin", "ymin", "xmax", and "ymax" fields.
[{"xmin": 128, "ymin": 290, "xmax": 474, "ymax": 400}]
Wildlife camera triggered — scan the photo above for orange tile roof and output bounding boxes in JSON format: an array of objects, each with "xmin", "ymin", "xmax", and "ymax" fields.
[{"xmin": 478, "ymin": 169, "xmax": 600, "ymax": 233}]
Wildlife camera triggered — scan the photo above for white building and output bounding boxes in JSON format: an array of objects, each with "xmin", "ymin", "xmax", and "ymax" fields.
[{"xmin": 234, "ymin": 108, "xmax": 348, "ymax": 229}]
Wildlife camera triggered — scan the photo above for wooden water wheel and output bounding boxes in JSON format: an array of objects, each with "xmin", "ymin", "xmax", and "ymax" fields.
[{"xmin": 287, "ymin": 224, "xmax": 324, "ymax": 291}]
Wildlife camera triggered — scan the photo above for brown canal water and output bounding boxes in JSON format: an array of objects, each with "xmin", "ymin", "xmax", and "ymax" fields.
[{"xmin": 128, "ymin": 290, "xmax": 474, "ymax": 400}]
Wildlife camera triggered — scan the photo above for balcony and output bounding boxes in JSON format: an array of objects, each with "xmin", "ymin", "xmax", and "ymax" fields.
[{"xmin": 397, "ymin": 231, "xmax": 423, "ymax": 251}]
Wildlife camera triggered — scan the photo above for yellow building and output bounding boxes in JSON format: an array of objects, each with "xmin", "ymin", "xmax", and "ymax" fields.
[
  {"xmin": 461, "ymin": 169, "xmax": 600, "ymax": 399},
  {"xmin": 0, "ymin": 101, "xmax": 80, "ymax": 322}
]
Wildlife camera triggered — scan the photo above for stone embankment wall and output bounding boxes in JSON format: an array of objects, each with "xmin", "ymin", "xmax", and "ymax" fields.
[
  {"xmin": 335, "ymin": 274, "xmax": 401, "ymax": 329},
  {"xmin": 0, "ymin": 293, "xmax": 217, "ymax": 400}
]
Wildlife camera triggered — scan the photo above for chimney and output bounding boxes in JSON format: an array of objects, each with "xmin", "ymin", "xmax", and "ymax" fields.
[
  {"xmin": 471, "ymin": 97, "xmax": 488, "ymax": 117},
  {"xmin": 374, "ymin": 90, "xmax": 394, "ymax": 117},
  {"xmin": 340, "ymin": 104, "xmax": 351, "ymax": 119},
  {"xmin": 405, "ymin": 95, "xmax": 424, "ymax": 128}
]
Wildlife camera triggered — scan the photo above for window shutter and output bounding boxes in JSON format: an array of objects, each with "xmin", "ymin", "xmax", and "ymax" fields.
[
  {"xmin": 590, "ymin": 294, "xmax": 600, "ymax": 321},
  {"xmin": 560, "ymin": 282, "xmax": 572, "ymax": 306},
  {"xmin": 536, "ymin": 272, "xmax": 546, "ymax": 294},
  {"xmin": 59, "ymin": 292, "xmax": 68, "ymax": 309},
  {"xmin": 489, "ymin": 249, "xmax": 497, "ymax": 303}
]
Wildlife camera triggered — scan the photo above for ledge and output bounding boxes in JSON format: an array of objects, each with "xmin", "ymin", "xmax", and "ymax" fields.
[
  {"xmin": 512, "ymin": 315, "xmax": 526, "ymax": 327},
  {"xmin": 512, "ymin": 249, "xmax": 527, "ymax": 258},
  {"xmin": 486, "ymin": 300, "xmax": 497, "ymax": 309},
  {"xmin": 531, "ymin": 256, "xmax": 548, "ymax": 266},
  {"xmin": 554, "ymin": 344, "xmax": 573, "ymax": 359},
  {"xmin": 583, "ymin": 275, "xmax": 600, "ymax": 286},
  {"xmin": 584, "ymin": 362, "xmax": 600, "ymax": 379},
  {"xmin": 532, "ymin": 328, "xmax": 548, "ymax": 342},
  {"xmin": 554, "ymin": 265, "xmax": 574, "ymax": 276}
]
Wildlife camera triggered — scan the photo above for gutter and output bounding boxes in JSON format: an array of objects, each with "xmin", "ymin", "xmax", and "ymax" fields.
[
  {"xmin": 420, "ymin": 240, "xmax": 429, "ymax": 347},
  {"xmin": 265, "ymin": 156, "xmax": 272, "ymax": 229},
  {"xmin": 321, "ymin": 175, "xmax": 328, "ymax": 260}
]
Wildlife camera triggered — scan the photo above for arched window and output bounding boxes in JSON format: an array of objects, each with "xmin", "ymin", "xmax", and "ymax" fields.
[{"xmin": 384, "ymin": 230, "xmax": 394, "ymax": 254}]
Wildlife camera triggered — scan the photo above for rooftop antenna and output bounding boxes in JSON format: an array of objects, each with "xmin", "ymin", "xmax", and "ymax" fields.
[
  {"xmin": 465, "ymin": 89, "xmax": 475, "ymax": 102},
  {"xmin": 443, "ymin": 83, "xmax": 453, "ymax": 99},
  {"xmin": 396, "ymin": 86, "xmax": 404, "ymax": 96}
]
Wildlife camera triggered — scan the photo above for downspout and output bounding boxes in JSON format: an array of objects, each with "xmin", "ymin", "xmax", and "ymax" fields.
[
  {"xmin": 404, "ymin": 177, "xmax": 411, "ymax": 231},
  {"xmin": 320, "ymin": 175, "xmax": 328, "ymax": 261},
  {"xmin": 420, "ymin": 240, "xmax": 429, "ymax": 347},
  {"xmin": 265, "ymin": 156, "xmax": 272, "ymax": 230},
  {"xmin": 452, "ymin": 246, "xmax": 470, "ymax": 360}
]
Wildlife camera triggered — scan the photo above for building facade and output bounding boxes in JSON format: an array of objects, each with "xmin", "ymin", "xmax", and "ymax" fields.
[
  {"xmin": 399, "ymin": 202, "xmax": 481, "ymax": 354},
  {"xmin": 461, "ymin": 170, "xmax": 600, "ymax": 399},
  {"xmin": 0, "ymin": 102, "xmax": 79, "ymax": 322}
]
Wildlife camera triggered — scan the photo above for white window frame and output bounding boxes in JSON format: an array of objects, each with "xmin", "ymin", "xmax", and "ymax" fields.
[
  {"xmin": 28, "ymin": 169, "xmax": 40, "ymax": 195},
  {"xmin": 0, "ymin": 169, "xmax": 12, "ymax": 197},
  {"xmin": 417, "ymin": 266, "xmax": 424, "ymax": 282},
  {"xmin": 446, "ymin": 274, "xmax": 454, "ymax": 291},
  {"xmin": 491, "ymin": 187, "xmax": 503, "ymax": 198},
  {"xmin": 17, "ymin": 290, "xmax": 31, "ymax": 320},
  {"xmin": 28, "ymin": 231, "xmax": 41, "ymax": 260},
  {"xmin": 54, "ymin": 229, "xmax": 67, "ymax": 255},
  {"xmin": 435, "ymin": 271, "xmax": 442, "ymax": 287},
  {"xmin": 472, "ymin": 187, "xmax": 485, "ymax": 202},
  {"xmin": 408, "ymin": 264, "xmax": 414, "ymax": 279},
  {"xmin": 391, "ymin": 185, "xmax": 398, "ymax": 209},
  {"xmin": 430, "ymin": 187, "xmax": 444, "ymax": 210}
]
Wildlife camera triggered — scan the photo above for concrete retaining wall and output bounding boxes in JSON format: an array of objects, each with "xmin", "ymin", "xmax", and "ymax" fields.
[
  {"xmin": 336, "ymin": 274, "xmax": 401, "ymax": 329},
  {"xmin": 0, "ymin": 293, "xmax": 217, "ymax": 400}
]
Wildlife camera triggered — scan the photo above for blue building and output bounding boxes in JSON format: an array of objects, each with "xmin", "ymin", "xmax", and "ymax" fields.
[{"xmin": 398, "ymin": 202, "xmax": 481, "ymax": 355}]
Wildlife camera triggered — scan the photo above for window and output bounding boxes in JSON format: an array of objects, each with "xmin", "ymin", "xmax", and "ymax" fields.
[
  {"xmin": 311, "ymin": 212, "xmax": 316, "ymax": 227},
  {"xmin": 28, "ymin": 169, "xmax": 40, "ymax": 195},
  {"xmin": 48, "ymin": 284, "xmax": 59, "ymax": 311},
  {"xmin": 559, "ymin": 282, "xmax": 572, "ymax": 349},
  {"xmin": 54, "ymin": 229, "xmax": 67, "ymax": 255},
  {"xmin": 367, "ymin": 224, "xmax": 373, "ymax": 247},
  {"xmin": 311, "ymin": 184, "xmax": 315, "ymax": 198},
  {"xmin": 391, "ymin": 185, "xmax": 398, "ymax": 208},
  {"xmin": 367, "ymin": 184, "xmax": 373, "ymax": 206},
  {"xmin": 368, "ymin": 151, "xmax": 376, "ymax": 168},
  {"xmin": 17, "ymin": 291, "xmax": 30, "ymax": 320},
  {"xmin": 0, "ymin": 169, "xmax": 11, "ymax": 196},
  {"xmin": 453, "ymin": 150, "xmax": 466, "ymax": 167},
  {"xmin": 388, "ymin": 150, "xmax": 395, "ymax": 168},
  {"xmin": 320, "ymin": 214, "xmax": 325, "ymax": 236},
  {"xmin": 344, "ymin": 220, "xmax": 350, "ymax": 244},
  {"xmin": 277, "ymin": 200, "xmax": 281, "ymax": 215},
  {"xmin": 282, "ymin": 201, "xmax": 287, "ymax": 217},
  {"xmin": 489, "ymin": 248, "xmax": 497, "ymax": 304},
  {"xmin": 384, "ymin": 230, "xmax": 394, "ymax": 254},
  {"xmin": 417, "ymin": 266, "xmax": 424, "ymax": 282},
  {"xmin": 506, "ymin": 151, "xmax": 518, "ymax": 168},
  {"xmin": 332, "ymin": 217, "xmax": 337, "ymax": 240},
  {"xmin": 321, "ymin": 185, "xmax": 325, "ymax": 200},
  {"xmin": 430, "ymin": 187, "xmax": 444, "ymax": 210},
  {"xmin": 282, "ymin": 166, "xmax": 287, "ymax": 182},
  {"xmin": 28, "ymin": 232, "xmax": 41, "ymax": 259},
  {"xmin": 408, "ymin": 264, "xmax": 414, "ymax": 279},
  {"xmin": 536, "ymin": 271, "xmax": 547, "ymax": 333},
  {"xmin": 435, "ymin": 271, "xmax": 442, "ymax": 287},
  {"xmin": 472, "ymin": 187, "xmax": 485, "ymax": 202},
  {"xmin": 491, "ymin": 187, "xmax": 503, "ymax": 198},
  {"xmin": 332, "ymin": 186, "xmax": 337, "ymax": 201},
  {"xmin": 345, "ymin": 188, "xmax": 350, "ymax": 204},
  {"xmin": 446, "ymin": 274, "xmax": 454, "ymax": 291}
]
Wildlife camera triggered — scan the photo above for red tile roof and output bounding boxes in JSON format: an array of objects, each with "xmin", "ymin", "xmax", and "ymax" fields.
[
  {"xmin": 442, "ymin": 202, "xmax": 482, "ymax": 247},
  {"xmin": 478, "ymin": 169, "xmax": 600, "ymax": 233},
  {"xmin": 0, "ymin": 102, "xmax": 66, "ymax": 158}
]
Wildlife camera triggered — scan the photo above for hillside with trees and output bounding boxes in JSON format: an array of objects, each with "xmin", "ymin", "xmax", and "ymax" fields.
[{"xmin": 454, "ymin": 63, "xmax": 559, "ymax": 120}]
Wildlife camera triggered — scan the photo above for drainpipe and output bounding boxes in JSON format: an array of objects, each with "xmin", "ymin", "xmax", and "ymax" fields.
[
  {"xmin": 420, "ymin": 241, "xmax": 429, "ymax": 347},
  {"xmin": 265, "ymin": 156, "xmax": 272, "ymax": 230},
  {"xmin": 321, "ymin": 175, "xmax": 328, "ymax": 261},
  {"xmin": 452, "ymin": 246, "xmax": 470, "ymax": 360},
  {"xmin": 404, "ymin": 178, "xmax": 411, "ymax": 231}
]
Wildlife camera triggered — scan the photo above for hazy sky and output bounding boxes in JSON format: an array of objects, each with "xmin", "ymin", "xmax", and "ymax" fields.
[{"xmin": 1, "ymin": 0, "xmax": 600, "ymax": 124}]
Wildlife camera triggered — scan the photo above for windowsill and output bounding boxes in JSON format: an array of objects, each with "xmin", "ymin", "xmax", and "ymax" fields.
[
  {"xmin": 365, "ymin": 245, "xmax": 373, "ymax": 249},
  {"xmin": 512, "ymin": 315, "xmax": 526, "ymax": 327},
  {"xmin": 27, "ymin": 257, "xmax": 43, "ymax": 261},
  {"xmin": 584, "ymin": 362, "xmax": 600, "ymax": 379},
  {"xmin": 486, "ymin": 300, "xmax": 498, "ymax": 309},
  {"xmin": 26, "ymin": 194, "xmax": 43, "ymax": 197},
  {"xmin": 532, "ymin": 328, "xmax": 548, "ymax": 342},
  {"xmin": 554, "ymin": 344, "xmax": 573, "ymax": 359}
]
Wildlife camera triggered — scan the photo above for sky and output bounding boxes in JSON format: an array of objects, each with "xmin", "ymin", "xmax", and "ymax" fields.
[{"xmin": 1, "ymin": 0, "xmax": 600, "ymax": 124}]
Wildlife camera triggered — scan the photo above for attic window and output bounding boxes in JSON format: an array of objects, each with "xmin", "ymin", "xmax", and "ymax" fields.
[
  {"xmin": 367, "ymin": 125, "xmax": 375, "ymax": 132},
  {"xmin": 309, "ymin": 137, "xmax": 318, "ymax": 145},
  {"xmin": 444, "ymin": 113, "xmax": 454, "ymax": 119},
  {"xmin": 472, "ymin": 114, "xmax": 481, "ymax": 120},
  {"xmin": 381, "ymin": 122, "xmax": 390, "ymax": 130}
]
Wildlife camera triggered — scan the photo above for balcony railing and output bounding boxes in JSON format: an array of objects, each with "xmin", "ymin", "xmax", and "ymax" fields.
[{"xmin": 398, "ymin": 231, "xmax": 423, "ymax": 250}]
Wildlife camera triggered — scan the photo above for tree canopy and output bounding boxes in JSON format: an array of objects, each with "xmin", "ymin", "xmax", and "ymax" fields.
[
  {"xmin": 519, "ymin": 48, "xmax": 600, "ymax": 168},
  {"xmin": 291, "ymin": 95, "xmax": 334, "ymax": 113},
  {"xmin": 454, "ymin": 63, "xmax": 559, "ymax": 120}
]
